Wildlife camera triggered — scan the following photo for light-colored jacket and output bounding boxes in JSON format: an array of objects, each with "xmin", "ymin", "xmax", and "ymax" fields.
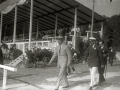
[{"xmin": 50, "ymin": 43, "xmax": 72, "ymax": 67}]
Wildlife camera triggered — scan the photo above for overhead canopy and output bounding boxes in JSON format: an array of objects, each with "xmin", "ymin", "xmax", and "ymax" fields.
[{"xmin": 0, "ymin": 0, "xmax": 106, "ymax": 36}]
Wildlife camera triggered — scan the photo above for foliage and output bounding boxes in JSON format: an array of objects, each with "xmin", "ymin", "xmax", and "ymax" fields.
[
  {"xmin": 103, "ymin": 15, "xmax": 120, "ymax": 49},
  {"xmin": 25, "ymin": 48, "xmax": 53, "ymax": 68}
]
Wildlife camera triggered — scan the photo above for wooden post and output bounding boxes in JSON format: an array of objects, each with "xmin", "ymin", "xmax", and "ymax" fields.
[
  {"xmin": 100, "ymin": 22, "xmax": 103, "ymax": 39},
  {"xmin": 28, "ymin": 0, "xmax": 33, "ymax": 50},
  {"xmin": 90, "ymin": 0, "xmax": 95, "ymax": 37},
  {"xmin": 36, "ymin": 19, "xmax": 39, "ymax": 39},
  {"xmin": 87, "ymin": 32, "xmax": 89, "ymax": 38},
  {"xmin": 73, "ymin": 7, "xmax": 77, "ymax": 49},
  {"xmin": 55, "ymin": 14, "xmax": 57, "ymax": 40},
  {"xmin": 4, "ymin": 26, "xmax": 7, "ymax": 42},
  {"xmin": 0, "ymin": 13, "xmax": 3, "ymax": 44},
  {"xmin": 13, "ymin": 6, "xmax": 17, "ymax": 44},
  {"xmin": 2, "ymin": 69, "xmax": 7, "ymax": 90},
  {"xmin": 0, "ymin": 65, "xmax": 17, "ymax": 90}
]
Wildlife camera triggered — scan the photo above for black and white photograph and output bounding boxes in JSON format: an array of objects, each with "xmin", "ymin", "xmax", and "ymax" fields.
[{"xmin": 0, "ymin": 0, "xmax": 120, "ymax": 90}]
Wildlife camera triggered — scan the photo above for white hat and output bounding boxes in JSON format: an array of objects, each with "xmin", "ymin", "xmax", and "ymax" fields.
[
  {"xmin": 56, "ymin": 36, "xmax": 64, "ymax": 39},
  {"xmin": 89, "ymin": 37, "xmax": 96, "ymax": 40}
]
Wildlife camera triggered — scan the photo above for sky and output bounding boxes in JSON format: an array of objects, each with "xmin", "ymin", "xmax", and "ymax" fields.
[{"xmin": 75, "ymin": 0, "xmax": 120, "ymax": 17}]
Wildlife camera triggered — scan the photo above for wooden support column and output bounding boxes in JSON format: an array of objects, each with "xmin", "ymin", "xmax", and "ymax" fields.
[
  {"xmin": 13, "ymin": 6, "xmax": 17, "ymax": 44},
  {"xmin": 100, "ymin": 22, "xmax": 103, "ymax": 39},
  {"xmin": 73, "ymin": 7, "xmax": 77, "ymax": 49},
  {"xmin": 28, "ymin": 0, "xmax": 33, "ymax": 50},
  {"xmin": 0, "ymin": 13, "xmax": 3, "ymax": 44},
  {"xmin": 87, "ymin": 32, "xmax": 89, "ymax": 38},
  {"xmin": 55, "ymin": 14, "xmax": 57, "ymax": 40},
  {"xmin": 90, "ymin": 0, "xmax": 95, "ymax": 37},
  {"xmin": 4, "ymin": 26, "xmax": 7, "ymax": 42},
  {"xmin": 36, "ymin": 19, "xmax": 39, "ymax": 39},
  {"xmin": 2, "ymin": 69, "xmax": 7, "ymax": 90}
]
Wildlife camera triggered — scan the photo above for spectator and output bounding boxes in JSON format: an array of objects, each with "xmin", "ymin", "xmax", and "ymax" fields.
[{"xmin": 108, "ymin": 46, "xmax": 116, "ymax": 66}]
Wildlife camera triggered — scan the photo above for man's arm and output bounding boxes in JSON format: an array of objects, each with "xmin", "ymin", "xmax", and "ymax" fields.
[
  {"xmin": 66, "ymin": 46, "xmax": 72, "ymax": 67},
  {"xmin": 48, "ymin": 48, "xmax": 58, "ymax": 64}
]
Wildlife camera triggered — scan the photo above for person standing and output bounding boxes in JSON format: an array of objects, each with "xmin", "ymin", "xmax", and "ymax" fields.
[
  {"xmin": 84, "ymin": 37, "xmax": 103, "ymax": 90},
  {"xmin": 98, "ymin": 40, "xmax": 109, "ymax": 84},
  {"xmin": 108, "ymin": 46, "xmax": 115, "ymax": 66},
  {"xmin": 48, "ymin": 35, "xmax": 72, "ymax": 90}
]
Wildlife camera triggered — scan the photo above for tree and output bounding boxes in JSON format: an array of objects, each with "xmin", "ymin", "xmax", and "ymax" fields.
[{"xmin": 103, "ymin": 15, "xmax": 120, "ymax": 50}]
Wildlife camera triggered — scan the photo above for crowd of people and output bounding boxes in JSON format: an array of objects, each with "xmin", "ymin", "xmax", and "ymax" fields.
[{"xmin": 0, "ymin": 43, "xmax": 23, "ymax": 63}]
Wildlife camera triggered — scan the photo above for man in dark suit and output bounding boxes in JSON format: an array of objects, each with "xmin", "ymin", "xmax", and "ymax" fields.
[
  {"xmin": 84, "ymin": 37, "xmax": 104, "ymax": 90},
  {"xmin": 98, "ymin": 40, "xmax": 109, "ymax": 84},
  {"xmin": 108, "ymin": 46, "xmax": 115, "ymax": 66}
]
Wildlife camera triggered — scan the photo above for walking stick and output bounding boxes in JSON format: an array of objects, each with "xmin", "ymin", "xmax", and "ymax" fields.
[
  {"xmin": 104, "ymin": 57, "xmax": 108, "ymax": 77},
  {"xmin": 104, "ymin": 64, "xmax": 107, "ymax": 77}
]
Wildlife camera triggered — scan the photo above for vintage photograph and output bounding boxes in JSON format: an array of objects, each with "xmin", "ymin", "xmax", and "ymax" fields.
[{"xmin": 0, "ymin": 0, "xmax": 120, "ymax": 90}]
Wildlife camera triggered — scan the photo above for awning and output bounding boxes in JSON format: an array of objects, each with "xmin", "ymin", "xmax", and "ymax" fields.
[{"xmin": 0, "ymin": 0, "xmax": 106, "ymax": 36}]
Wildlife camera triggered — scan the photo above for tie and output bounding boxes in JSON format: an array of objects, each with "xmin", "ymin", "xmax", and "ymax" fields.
[{"xmin": 59, "ymin": 45, "xmax": 61, "ymax": 55}]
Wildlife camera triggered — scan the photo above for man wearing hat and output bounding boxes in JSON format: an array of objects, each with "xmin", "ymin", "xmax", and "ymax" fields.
[
  {"xmin": 10, "ymin": 44, "xmax": 23, "ymax": 60},
  {"xmin": 98, "ymin": 40, "xmax": 109, "ymax": 84},
  {"xmin": 108, "ymin": 46, "xmax": 115, "ymax": 66},
  {"xmin": 48, "ymin": 29, "xmax": 72, "ymax": 90},
  {"xmin": 84, "ymin": 37, "xmax": 103, "ymax": 90}
]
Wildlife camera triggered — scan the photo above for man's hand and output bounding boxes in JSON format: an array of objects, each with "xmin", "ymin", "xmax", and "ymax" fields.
[
  {"xmin": 101, "ymin": 65, "xmax": 104, "ymax": 68},
  {"xmin": 82, "ymin": 60, "xmax": 85, "ymax": 64}
]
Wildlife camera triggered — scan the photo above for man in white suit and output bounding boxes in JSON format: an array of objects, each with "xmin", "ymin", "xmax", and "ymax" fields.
[{"xmin": 48, "ymin": 36, "xmax": 72, "ymax": 90}]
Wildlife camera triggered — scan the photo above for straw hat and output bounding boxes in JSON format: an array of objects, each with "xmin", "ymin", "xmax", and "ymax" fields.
[{"xmin": 89, "ymin": 37, "xmax": 96, "ymax": 41}]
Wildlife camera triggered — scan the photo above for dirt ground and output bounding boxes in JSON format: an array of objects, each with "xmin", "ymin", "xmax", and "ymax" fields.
[{"xmin": 0, "ymin": 60, "xmax": 120, "ymax": 90}]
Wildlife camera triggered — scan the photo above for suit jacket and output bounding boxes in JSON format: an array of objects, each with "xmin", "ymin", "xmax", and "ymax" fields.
[
  {"xmin": 0, "ymin": 48, "xmax": 3, "ymax": 64},
  {"xmin": 84, "ymin": 44, "xmax": 103, "ymax": 67},
  {"xmin": 50, "ymin": 43, "xmax": 72, "ymax": 68},
  {"xmin": 101, "ymin": 45, "xmax": 109, "ymax": 65}
]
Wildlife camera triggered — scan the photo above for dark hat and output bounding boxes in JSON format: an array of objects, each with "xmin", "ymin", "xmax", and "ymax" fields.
[
  {"xmin": 1, "ymin": 43, "xmax": 8, "ymax": 49},
  {"xmin": 49, "ymin": 28, "xmax": 65, "ymax": 39},
  {"xmin": 57, "ymin": 28, "xmax": 65, "ymax": 38}
]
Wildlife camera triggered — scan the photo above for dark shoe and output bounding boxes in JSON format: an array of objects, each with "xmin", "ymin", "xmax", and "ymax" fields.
[
  {"xmin": 62, "ymin": 85, "xmax": 69, "ymax": 88},
  {"xmin": 89, "ymin": 86, "xmax": 92, "ymax": 90},
  {"xmin": 55, "ymin": 89, "xmax": 58, "ymax": 90},
  {"xmin": 93, "ymin": 84, "xmax": 98, "ymax": 87},
  {"xmin": 99, "ymin": 79, "xmax": 105, "ymax": 84}
]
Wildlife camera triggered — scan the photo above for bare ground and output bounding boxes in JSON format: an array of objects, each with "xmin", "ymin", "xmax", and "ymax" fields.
[{"xmin": 0, "ymin": 60, "xmax": 120, "ymax": 90}]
